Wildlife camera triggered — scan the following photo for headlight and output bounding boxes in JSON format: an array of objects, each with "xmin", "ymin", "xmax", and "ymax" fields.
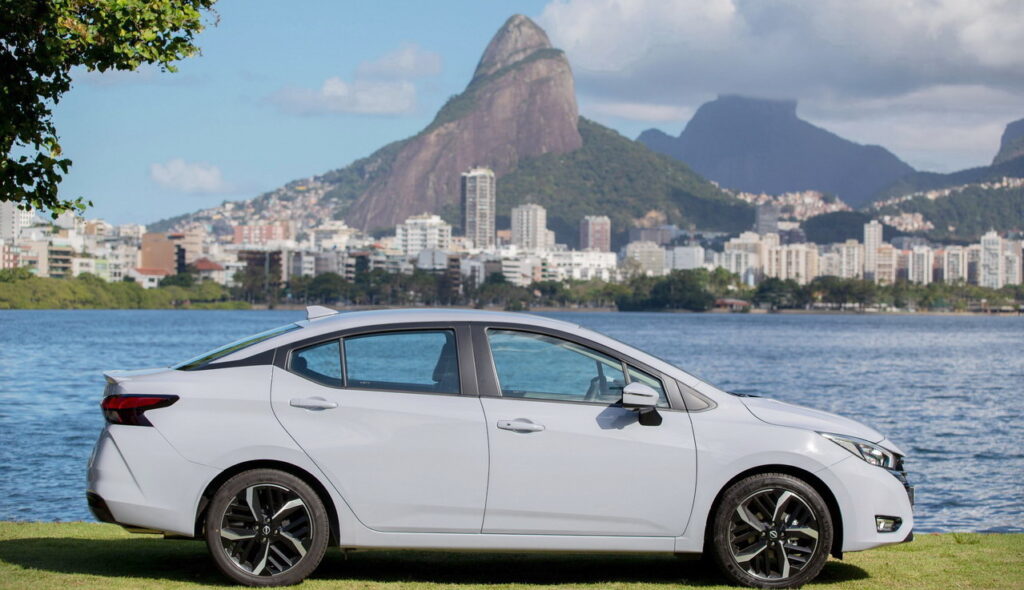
[{"xmin": 820, "ymin": 432, "xmax": 898, "ymax": 469}]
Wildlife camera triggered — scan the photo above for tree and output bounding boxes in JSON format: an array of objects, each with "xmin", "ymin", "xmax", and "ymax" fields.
[{"xmin": 2, "ymin": 0, "xmax": 217, "ymax": 217}]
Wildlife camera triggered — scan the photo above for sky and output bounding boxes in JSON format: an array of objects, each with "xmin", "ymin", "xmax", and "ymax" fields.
[{"xmin": 53, "ymin": 0, "xmax": 1024, "ymax": 225}]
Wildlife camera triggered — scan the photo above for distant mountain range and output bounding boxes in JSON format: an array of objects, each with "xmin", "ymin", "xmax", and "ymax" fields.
[
  {"xmin": 153, "ymin": 15, "xmax": 746, "ymax": 247},
  {"xmin": 637, "ymin": 95, "xmax": 915, "ymax": 209},
  {"xmin": 153, "ymin": 15, "xmax": 1023, "ymax": 245}
]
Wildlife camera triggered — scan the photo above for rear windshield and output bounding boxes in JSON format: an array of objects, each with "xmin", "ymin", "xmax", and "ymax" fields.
[{"xmin": 173, "ymin": 323, "xmax": 301, "ymax": 370}]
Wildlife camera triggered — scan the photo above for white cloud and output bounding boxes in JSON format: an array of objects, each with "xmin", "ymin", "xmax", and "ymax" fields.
[
  {"xmin": 356, "ymin": 43, "xmax": 442, "ymax": 79},
  {"xmin": 538, "ymin": 0, "xmax": 1024, "ymax": 169},
  {"xmin": 270, "ymin": 77, "xmax": 416, "ymax": 116},
  {"xmin": 149, "ymin": 159, "xmax": 232, "ymax": 194},
  {"xmin": 269, "ymin": 42, "xmax": 441, "ymax": 116}
]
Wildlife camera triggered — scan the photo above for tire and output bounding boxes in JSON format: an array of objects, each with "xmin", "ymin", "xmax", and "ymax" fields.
[
  {"xmin": 708, "ymin": 473, "xmax": 833, "ymax": 589},
  {"xmin": 205, "ymin": 469, "xmax": 330, "ymax": 586}
]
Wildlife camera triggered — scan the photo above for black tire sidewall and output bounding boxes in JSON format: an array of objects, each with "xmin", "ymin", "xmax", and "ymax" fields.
[
  {"xmin": 205, "ymin": 469, "xmax": 330, "ymax": 587},
  {"xmin": 709, "ymin": 473, "xmax": 833, "ymax": 589}
]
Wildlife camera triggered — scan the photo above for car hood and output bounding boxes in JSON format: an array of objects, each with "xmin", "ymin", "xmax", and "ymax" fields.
[{"xmin": 740, "ymin": 396, "xmax": 885, "ymax": 443}]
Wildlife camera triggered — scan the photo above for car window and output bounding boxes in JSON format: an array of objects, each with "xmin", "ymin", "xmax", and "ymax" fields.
[
  {"xmin": 174, "ymin": 323, "xmax": 301, "ymax": 370},
  {"xmin": 289, "ymin": 340, "xmax": 342, "ymax": 387},
  {"xmin": 626, "ymin": 365, "xmax": 670, "ymax": 408},
  {"xmin": 344, "ymin": 330, "xmax": 460, "ymax": 394},
  {"xmin": 487, "ymin": 329, "xmax": 626, "ymax": 404}
]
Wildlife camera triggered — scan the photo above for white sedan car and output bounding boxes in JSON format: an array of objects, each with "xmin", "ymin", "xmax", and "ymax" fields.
[{"xmin": 88, "ymin": 308, "xmax": 913, "ymax": 588}]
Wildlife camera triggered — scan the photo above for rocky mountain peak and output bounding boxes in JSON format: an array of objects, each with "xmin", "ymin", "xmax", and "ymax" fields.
[
  {"xmin": 993, "ymin": 117, "xmax": 1024, "ymax": 165},
  {"xmin": 341, "ymin": 13, "xmax": 581, "ymax": 230},
  {"xmin": 473, "ymin": 14, "xmax": 554, "ymax": 80}
]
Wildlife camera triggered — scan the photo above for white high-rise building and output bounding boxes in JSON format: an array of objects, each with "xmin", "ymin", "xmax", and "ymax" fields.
[
  {"xmin": 908, "ymin": 246, "xmax": 934, "ymax": 285},
  {"xmin": 979, "ymin": 230, "xmax": 1004, "ymax": 288},
  {"xmin": 864, "ymin": 220, "xmax": 883, "ymax": 280},
  {"xmin": 510, "ymin": 203, "xmax": 553, "ymax": 250},
  {"xmin": 395, "ymin": 214, "xmax": 452, "ymax": 257},
  {"xmin": 0, "ymin": 201, "xmax": 36, "ymax": 241},
  {"xmin": 717, "ymin": 250, "xmax": 760, "ymax": 285},
  {"xmin": 579, "ymin": 215, "xmax": 611, "ymax": 252},
  {"xmin": 461, "ymin": 167, "xmax": 496, "ymax": 249},
  {"xmin": 940, "ymin": 246, "xmax": 967, "ymax": 283},
  {"xmin": 624, "ymin": 241, "xmax": 666, "ymax": 276},
  {"xmin": 1004, "ymin": 240, "xmax": 1022, "ymax": 286},
  {"xmin": 667, "ymin": 245, "xmax": 705, "ymax": 270},
  {"xmin": 836, "ymin": 239, "xmax": 863, "ymax": 279},
  {"xmin": 875, "ymin": 244, "xmax": 898, "ymax": 285},
  {"xmin": 764, "ymin": 243, "xmax": 819, "ymax": 285}
]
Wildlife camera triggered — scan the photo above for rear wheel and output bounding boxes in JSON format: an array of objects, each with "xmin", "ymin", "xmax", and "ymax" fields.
[
  {"xmin": 709, "ymin": 473, "xmax": 833, "ymax": 588},
  {"xmin": 205, "ymin": 469, "xmax": 330, "ymax": 586}
]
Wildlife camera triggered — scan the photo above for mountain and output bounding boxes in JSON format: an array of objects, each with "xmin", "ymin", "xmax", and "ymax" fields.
[
  {"xmin": 343, "ymin": 14, "xmax": 582, "ymax": 230},
  {"xmin": 873, "ymin": 154, "xmax": 1024, "ymax": 200},
  {"xmin": 152, "ymin": 15, "xmax": 745, "ymax": 246},
  {"xmin": 874, "ymin": 182, "xmax": 1024, "ymax": 241},
  {"xmin": 637, "ymin": 95, "xmax": 915, "ymax": 209},
  {"xmin": 993, "ymin": 118, "xmax": 1024, "ymax": 165}
]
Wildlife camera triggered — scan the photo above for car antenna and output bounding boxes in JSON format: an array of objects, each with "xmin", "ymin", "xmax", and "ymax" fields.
[{"xmin": 306, "ymin": 305, "xmax": 338, "ymax": 321}]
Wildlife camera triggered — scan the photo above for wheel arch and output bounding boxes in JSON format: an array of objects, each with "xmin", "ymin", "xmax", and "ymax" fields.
[
  {"xmin": 194, "ymin": 459, "xmax": 341, "ymax": 545},
  {"xmin": 703, "ymin": 464, "xmax": 844, "ymax": 559}
]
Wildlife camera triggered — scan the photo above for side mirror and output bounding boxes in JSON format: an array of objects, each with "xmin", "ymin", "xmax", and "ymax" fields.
[{"xmin": 621, "ymin": 382, "xmax": 659, "ymax": 409}]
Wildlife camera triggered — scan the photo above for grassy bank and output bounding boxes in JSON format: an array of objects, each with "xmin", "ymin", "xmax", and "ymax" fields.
[{"xmin": 0, "ymin": 523, "xmax": 1021, "ymax": 589}]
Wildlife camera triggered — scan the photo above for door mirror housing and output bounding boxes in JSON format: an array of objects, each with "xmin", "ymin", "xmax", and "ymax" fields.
[{"xmin": 621, "ymin": 382, "xmax": 659, "ymax": 409}]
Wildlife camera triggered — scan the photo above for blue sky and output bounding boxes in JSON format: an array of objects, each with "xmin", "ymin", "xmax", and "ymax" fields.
[{"xmin": 54, "ymin": 0, "xmax": 1024, "ymax": 225}]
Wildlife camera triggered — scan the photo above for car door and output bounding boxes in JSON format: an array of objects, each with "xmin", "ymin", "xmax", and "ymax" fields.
[
  {"xmin": 476, "ymin": 326, "xmax": 697, "ymax": 536},
  {"xmin": 270, "ymin": 325, "xmax": 489, "ymax": 533}
]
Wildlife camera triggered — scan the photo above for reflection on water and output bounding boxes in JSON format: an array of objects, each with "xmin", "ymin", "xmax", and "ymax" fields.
[{"xmin": 0, "ymin": 309, "xmax": 1020, "ymax": 532}]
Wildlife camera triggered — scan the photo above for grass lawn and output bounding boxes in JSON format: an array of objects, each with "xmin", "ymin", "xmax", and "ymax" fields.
[{"xmin": 0, "ymin": 522, "xmax": 1021, "ymax": 589}]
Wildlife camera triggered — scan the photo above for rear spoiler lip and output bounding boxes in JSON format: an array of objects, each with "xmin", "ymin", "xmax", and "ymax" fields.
[{"xmin": 103, "ymin": 367, "xmax": 170, "ymax": 385}]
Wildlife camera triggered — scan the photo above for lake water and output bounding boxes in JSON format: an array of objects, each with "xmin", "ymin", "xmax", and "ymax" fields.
[{"xmin": 0, "ymin": 309, "xmax": 1021, "ymax": 533}]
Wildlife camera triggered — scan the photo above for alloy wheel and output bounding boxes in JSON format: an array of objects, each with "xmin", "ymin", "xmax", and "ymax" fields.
[
  {"xmin": 219, "ymin": 483, "xmax": 314, "ymax": 577},
  {"xmin": 727, "ymin": 487, "xmax": 820, "ymax": 581}
]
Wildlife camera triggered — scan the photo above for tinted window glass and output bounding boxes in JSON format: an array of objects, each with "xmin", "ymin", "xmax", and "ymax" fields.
[
  {"xmin": 344, "ymin": 330, "xmax": 460, "ymax": 394},
  {"xmin": 174, "ymin": 323, "xmax": 301, "ymax": 370},
  {"xmin": 487, "ymin": 330, "xmax": 625, "ymax": 404},
  {"xmin": 290, "ymin": 340, "xmax": 342, "ymax": 387},
  {"xmin": 627, "ymin": 366, "xmax": 670, "ymax": 408}
]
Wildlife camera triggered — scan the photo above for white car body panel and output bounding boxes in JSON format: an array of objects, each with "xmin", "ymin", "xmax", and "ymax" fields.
[
  {"xmin": 480, "ymin": 397, "xmax": 696, "ymax": 536},
  {"xmin": 270, "ymin": 367, "xmax": 489, "ymax": 533},
  {"xmin": 87, "ymin": 308, "xmax": 914, "ymax": 561}
]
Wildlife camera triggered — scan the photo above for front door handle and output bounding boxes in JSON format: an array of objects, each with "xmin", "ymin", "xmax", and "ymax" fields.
[
  {"xmin": 290, "ymin": 397, "xmax": 338, "ymax": 410},
  {"xmin": 496, "ymin": 419, "xmax": 545, "ymax": 433}
]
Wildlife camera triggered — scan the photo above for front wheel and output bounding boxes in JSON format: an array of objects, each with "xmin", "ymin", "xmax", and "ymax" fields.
[
  {"xmin": 205, "ymin": 469, "xmax": 330, "ymax": 586},
  {"xmin": 708, "ymin": 473, "xmax": 833, "ymax": 588}
]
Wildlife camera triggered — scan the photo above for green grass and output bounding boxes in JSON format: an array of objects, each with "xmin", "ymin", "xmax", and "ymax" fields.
[{"xmin": 0, "ymin": 522, "xmax": 1020, "ymax": 589}]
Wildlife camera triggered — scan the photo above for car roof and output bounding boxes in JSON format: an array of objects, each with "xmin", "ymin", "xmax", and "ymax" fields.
[
  {"xmin": 214, "ymin": 308, "xmax": 583, "ymax": 363},
  {"xmin": 299, "ymin": 308, "xmax": 582, "ymax": 335}
]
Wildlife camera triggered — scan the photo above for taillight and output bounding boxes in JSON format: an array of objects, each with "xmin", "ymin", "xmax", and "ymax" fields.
[{"xmin": 101, "ymin": 395, "xmax": 179, "ymax": 426}]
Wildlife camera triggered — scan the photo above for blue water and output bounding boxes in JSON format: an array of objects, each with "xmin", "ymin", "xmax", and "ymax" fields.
[{"xmin": 0, "ymin": 310, "xmax": 1021, "ymax": 533}]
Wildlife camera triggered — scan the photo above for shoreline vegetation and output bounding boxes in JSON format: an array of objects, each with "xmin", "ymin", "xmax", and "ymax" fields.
[
  {"xmin": 1, "ymin": 267, "xmax": 1021, "ymax": 314},
  {"xmin": 0, "ymin": 522, "xmax": 1021, "ymax": 590}
]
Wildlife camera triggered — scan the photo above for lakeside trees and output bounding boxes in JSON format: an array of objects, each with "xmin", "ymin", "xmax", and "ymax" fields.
[
  {"xmin": 0, "ymin": 270, "xmax": 238, "ymax": 309},
  {"xmin": 1, "ymin": 266, "xmax": 1021, "ymax": 311}
]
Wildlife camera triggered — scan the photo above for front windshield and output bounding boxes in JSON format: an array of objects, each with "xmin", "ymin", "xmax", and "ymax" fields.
[{"xmin": 173, "ymin": 323, "xmax": 301, "ymax": 370}]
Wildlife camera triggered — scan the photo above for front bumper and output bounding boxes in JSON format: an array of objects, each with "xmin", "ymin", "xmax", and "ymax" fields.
[{"xmin": 819, "ymin": 456, "xmax": 915, "ymax": 553}]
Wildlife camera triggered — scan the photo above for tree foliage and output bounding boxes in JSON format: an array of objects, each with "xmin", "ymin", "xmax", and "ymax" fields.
[
  {"xmin": 0, "ymin": 271, "xmax": 239, "ymax": 309},
  {"xmin": 1, "ymin": 0, "xmax": 216, "ymax": 217}
]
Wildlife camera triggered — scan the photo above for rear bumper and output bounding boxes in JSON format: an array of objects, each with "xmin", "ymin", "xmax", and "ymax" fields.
[{"xmin": 87, "ymin": 425, "xmax": 218, "ymax": 536}]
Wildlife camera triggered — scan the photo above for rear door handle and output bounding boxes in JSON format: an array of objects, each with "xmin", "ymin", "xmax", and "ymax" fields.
[
  {"xmin": 290, "ymin": 397, "xmax": 338, "ymax": 410},
  {"xmin": 496, "ymin": 419, "xmax": 545, "ymax": 433}
]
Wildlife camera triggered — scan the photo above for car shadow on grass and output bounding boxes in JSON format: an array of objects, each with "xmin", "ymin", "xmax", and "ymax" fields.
[{"xmin": 0, "ymin": 537, "xmax": 869, "ymax": 587}]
